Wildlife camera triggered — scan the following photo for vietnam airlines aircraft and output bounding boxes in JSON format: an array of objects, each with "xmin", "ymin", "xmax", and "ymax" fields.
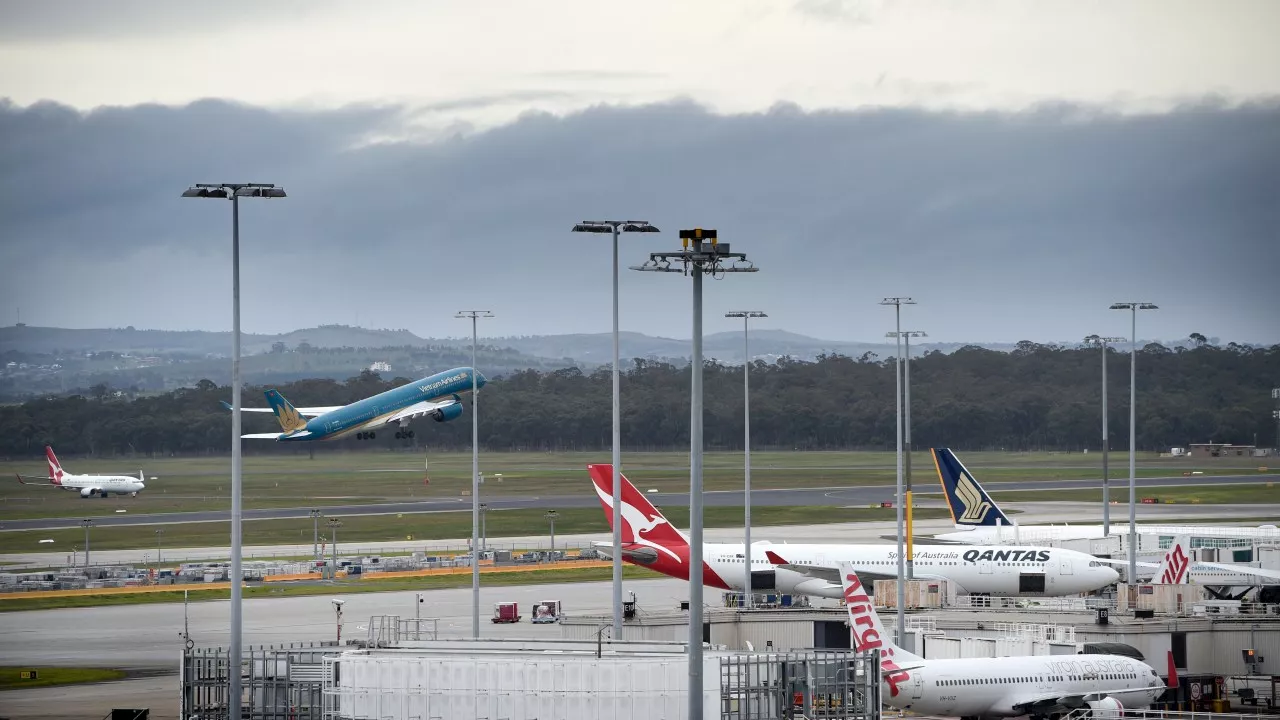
[
  {"xmin": 226, "ymin": 367, "xmax": 484, "ymax": 442},
  {"xmin": 928, "ymin": 447, "xmax": 1280, "ymax": 546},
  {"xmin": 838, "ymin": 564, "xmax": 1166, "ymax": 719},
  {"xmin": 587, "ymin": 464, "xmax": 1118, "ymax": 599},
  {"xmin": 15, "ymin": 446, "xmax": 147, "ymax": 498}
]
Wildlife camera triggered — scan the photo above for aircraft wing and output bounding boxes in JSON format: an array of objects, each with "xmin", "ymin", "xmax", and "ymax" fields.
[
  {"xmin": 1092, "ymin": 557, "xmax": 1161, "ymax": 570},
  {"xmin": 15, "ymin": 474, "xmax": 57, "ymax": 487},
  {"xmin": 762, "ymin": 550, "xmax": 954, "ymax": 588},
  {"xmin": 1193, "ymin": 561, "xmax": 1280, "ymax": 582},
  {"xmin": 221, "ymin": 401, "xmax": 341, "ymax": 416},
  {"xmin": 381, "ymin": 399, "xmax": 456, "ymax": 425},
  {"xmin": 1014, "ymin": 686, "xmax": 1161, "ymax": 713}
]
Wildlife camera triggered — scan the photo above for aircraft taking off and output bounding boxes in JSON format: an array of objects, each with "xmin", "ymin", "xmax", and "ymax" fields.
[
  {"xmin": 16, "ymin": 446, "xmax": 147, "ymax": 498},
  {"xmin": 226, "ymin": 367, "xmax": 484, "ymax": 442},
  {"xmin": 839, "ymin": 564, "xmax": 1166, "ymax": 718},
  {"xmin": 929, "ymin": 447, "xmax": 1280, "ymax": 545},
  {"xmin": 587, "ymin": 464, "xmax": 1118, "ymax": 599}
]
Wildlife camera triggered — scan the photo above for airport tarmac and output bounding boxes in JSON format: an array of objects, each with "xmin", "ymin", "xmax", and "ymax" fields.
[
  {"xmin": 2, "ymin": 471, "xmax": 1274, "ymax": 531},
  {"xmin": 3, "ymin": 500, "xmax": 1277, "ymax": 569},
  {"xmin": 0, "ymin": 576, "xmax": 692, "ymax": 720}
]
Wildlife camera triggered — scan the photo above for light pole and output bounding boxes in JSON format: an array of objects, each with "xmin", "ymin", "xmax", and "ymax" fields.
[
  {"xmin": 572, "ymin": 219, "xmax": 660, "ymax": 636},
  {"xmin": 1109, "ymin": 301, "xmax": 1157, "ymax": 582},
  {"xmin": 880, "ymin": 297, "xmax": 915, "ymax": 649},
  {"xmin": 456, "ymin": 309, "xmax": 493, "ymax": 639},
  {"xmin": 310, "ymin": 509, "xmax": 322, "ymax": 560},
  {"xmin": 479, "ymin": 503, "xmax": 489, "ymax": 551},
  {"xmin": 155, "ymin": 528, "xmax": 163, "ymax": 571},
  {"xmin": 332, "ymin": 599, "xmax": 344, "ymax": 645},
  {"xmin": 327, "ymin": 517, "xmax": 342, "ymax": 572},
  {"xmin": 183, "ymin": 181, "xmax": 285, "ymax": 720},
  {"xmin": 887, "ymin": 329, "xmax": 926, "ymax": 580},
  {"xmin": 632, "ymin": 227, "xmax": 758, "ymax": 720},
  {"xmin": 1085, "ymin": 335, "xmax": 1126, "ymax": 535},
  {"xmin": 726, "ymin": 310, "xmax": 767, "ymax": 608},
  {"xmin": 545, "ymin": 510, "xmax": 559, "ymax": 558},
  {"xmin": 81, "ymin": 519, "xmax": 93, "ymax": 568}
]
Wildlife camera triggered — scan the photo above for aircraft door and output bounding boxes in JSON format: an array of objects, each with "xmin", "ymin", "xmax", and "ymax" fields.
[
  {"xmin": 1058, "ymin": 556, "xmax": 1074, "ymax": 575},
  {"xmin": 979, "ymin": 559, "xmax": 994, "ymax": 575},
  {"xmin": 909, "ymin": 671, "xmax": 924, "ymax": 700}
]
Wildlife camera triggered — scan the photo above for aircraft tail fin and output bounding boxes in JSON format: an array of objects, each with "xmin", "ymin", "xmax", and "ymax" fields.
[
  {"xmin": 1157, "ymin": 535, "xmax": 1192, "ymax": 584},
  {"xmin": 45, "ymin": 445, "xmax": 65, "ymax": 485},
  {"xmin": 838, "ymin": 562, "xmax": 923, "ymax": 697},
  {"xmin": 932, "ymin": 448, "xmax": 1011, "ymax": 527},
  {"xmin": 263, "ymin": 390, "xmax": 308, "ymax": 433},
  {"xmin": 587, "ymin": 464, "xmax": 689, "ymax": 547}
]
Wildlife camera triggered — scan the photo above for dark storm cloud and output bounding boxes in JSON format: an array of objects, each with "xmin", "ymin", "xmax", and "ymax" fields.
[{"xmin": 1, "ymin": 96, "xmax": 1277, "ymax": 342}]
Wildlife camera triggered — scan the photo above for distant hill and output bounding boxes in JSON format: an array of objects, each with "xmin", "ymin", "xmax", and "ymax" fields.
[{"xmin": 0, "ymin": 323, "xmax": 436, "ymax": 356}]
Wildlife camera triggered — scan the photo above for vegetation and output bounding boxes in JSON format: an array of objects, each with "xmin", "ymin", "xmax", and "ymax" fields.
[
  {"xmin": 0, "ymin": 340, "xmax": 1275, "ymax": 458},
  {"xmin": 0, "ymin": 564, "xmax": 663, "ymax": 612},
  {"xmin": 0, "ymin": 666, "xmax": 127, "ymax": 689}
]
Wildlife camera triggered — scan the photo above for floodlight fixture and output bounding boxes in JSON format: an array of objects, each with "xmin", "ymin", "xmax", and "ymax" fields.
[
  {"xmin": 631, "ymin": 228, "xmax": 759, "ymax": 720},
  {"xmin": 725, "ymin": 311, "xmax": 768, "ymax": 319}
]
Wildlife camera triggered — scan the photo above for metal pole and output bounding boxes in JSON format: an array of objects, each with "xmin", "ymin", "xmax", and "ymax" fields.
[
  {"xmin": 611, "ymin": 224, "xmax": 623, "ymax": 638},
  {"xmin": 156, "ymin": 529, "xmax": 162, "ymax": 568},
  {"xmin": 1128, "ymin": 308, "xmax": 1137, "ymax": 583},
  {"xmin": 893, "ymin": 305, "xmax": 905, "ymax": 646},
  {"xmin": 688, "ymin": 261, "xmax": 705, "ymax": 720},
  {"xmin": 904, "ymin": 332, "xmax": 913, "ymax": 581},
  {"xmin": 471, "ymin": 314, "xmax": 480, "ymax": 639},
  {"xmin": 1102, "ymin": 343, "xmax": 1110, "ymax": 536},
  {"xmin": 229, "ymin": 193, "xmax": 243, "ymax": 720},
  {"xmin": 83, "ymin": 521, "xmax": 90, "ymax": 567},
  {"xmin": 312, "ymin": 511, "xmax": 319, "ymax": 560},
  {"xmin": 743, "ymin": 315, "xmax": 752, "ymax": 609}
]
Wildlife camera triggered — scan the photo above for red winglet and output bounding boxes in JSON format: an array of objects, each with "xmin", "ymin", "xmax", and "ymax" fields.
[
  {"xmin": 1166, "ymin": 650, "xmax": 1179, "ymax": 688},
  {"xmin": 765, "ymin": 550, "xmax": 789, "ymax": 565}
]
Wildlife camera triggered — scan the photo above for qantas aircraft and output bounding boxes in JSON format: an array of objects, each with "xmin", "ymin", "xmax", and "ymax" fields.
[
  {"xmin": 15, "ymin": 446, "xmax": 147, "ymax": 498},
  {"xmin": 587, "ymin": 464, "xmax": 1119, "ymax": 599},
  {"xmin": 839, "ymin": 564, "xmax": 1166, "ymax": 719},
  {"xmin": 226, "ymin": 367, "xmax": 483, "ymax": 442},
  {"xmin": 928, "ymin": 447, "xmax": 1280, "ymax": 546}
]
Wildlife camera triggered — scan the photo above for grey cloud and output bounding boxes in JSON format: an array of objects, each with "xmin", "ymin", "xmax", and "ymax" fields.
[
  {"xmin": 0, "ymin": 0, "xmax": 340, "ymax": 42},
  {"xmin": 0, "ymin": 95, "xmax": 1277, "ymax": 344}
]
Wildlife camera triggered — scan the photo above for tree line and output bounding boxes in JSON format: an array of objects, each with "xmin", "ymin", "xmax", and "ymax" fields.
[{"xmin": 0, "ymin": 340, "xmax": 1276, "ymax": 458}]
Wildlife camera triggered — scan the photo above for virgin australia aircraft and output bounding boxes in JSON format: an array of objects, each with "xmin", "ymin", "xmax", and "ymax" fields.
[
  {"xmin": 226, "ymin": 367, "xmax": 484, "ymax": 442},
  {"xmin": 839, "ymin": 565, "xmax": 1166, "ymax": 719},
  {"xmin": 587, "ymin": 464, "xmax": 1118, "ymax": 599}
]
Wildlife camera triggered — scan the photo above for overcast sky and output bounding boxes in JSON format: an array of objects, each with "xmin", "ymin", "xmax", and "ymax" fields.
[{"xmin": 1, "ymin": 0, "xmax": 1277, "ymax": 344}]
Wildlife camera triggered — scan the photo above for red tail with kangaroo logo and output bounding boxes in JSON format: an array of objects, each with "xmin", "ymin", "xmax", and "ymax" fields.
[
  {"xmin": 587, "ymin": 464, "xmax": 730, "ymax": 590},
  {"xmin": 46, "ymin": 446, "xmax": 65, "ymax": 486}
]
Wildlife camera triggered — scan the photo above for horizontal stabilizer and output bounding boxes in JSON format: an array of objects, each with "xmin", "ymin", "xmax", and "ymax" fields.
[{"xmin": 241, "ymin": 432, "xmax": 285, "ymax": 439}]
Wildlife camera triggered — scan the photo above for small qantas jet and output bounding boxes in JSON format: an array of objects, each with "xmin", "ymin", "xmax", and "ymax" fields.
[
  {"xmin": 839, "ymin": 564, "xmax": 1166, "ymax": 719},
  {"xmin": 928, "ymin": 447, "xmax": 1280, "ymax": 545},
  {"xmin": 586, "ymin": 464, "xmax": 1118, "ymax": 599},
  {"xmin": 226, "ymin": 367, "xmax": 484, "ymax": 442},
  {"xmin": 16, "ymin": 446, "xmax": 147, "ymax": 498}
]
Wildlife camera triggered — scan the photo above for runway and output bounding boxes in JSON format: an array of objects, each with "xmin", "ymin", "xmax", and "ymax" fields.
[{"xmin": 3, "ymin": 472, "xmax": 1274, "ymax": 531}]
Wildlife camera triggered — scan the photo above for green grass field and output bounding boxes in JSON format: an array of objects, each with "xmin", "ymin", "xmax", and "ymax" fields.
[
  {"xmin": 0, "ymin": 666, "xmax": 127, "ymax": 689},
  {"xmin": 992, "ymin": 484, "xmax": 1279, "ymax": 505},
  {"xmin": 0, "ymin": 505, "xmax": 955, "ymax": 554},
  {"xmin": 0, "ymin": 564, "xmax": 665, "ymax": 612},
  {"xmin": 1, "ymin": 449, "xmax": 1269, "ymax": 521}
]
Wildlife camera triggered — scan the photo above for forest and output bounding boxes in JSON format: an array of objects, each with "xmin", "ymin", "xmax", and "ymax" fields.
[{"xmin": 0, "ymin": 340, "xmax": 1275, "ymax": 458}]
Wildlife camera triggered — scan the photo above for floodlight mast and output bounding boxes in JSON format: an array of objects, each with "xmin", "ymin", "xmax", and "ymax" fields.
[
  {"xmin": 879, "ymin": 297, "xmax": 915, "ymax": 651},
  {"xmin": 1084, "ymin": 335, "xmax": 1127, "ymax": 535},
  {"xmin": 887, "ymin": 329, "xmax": 926, "ymax": 580},
  {"xmin": 726, "ymin": 310, "xmax": 767, "ymax": 609},
  {"xmin": 633, "ymin": 228, "xmax": 757, "ymax": 720},
  {"xmin": 1108, "ymin": 302, "xmax": 1157, "ymax": 582},
  {"xmin": 571, "ymin": 219, "xmax": 659, "ymax": 638},
  {"xmin": 456, "ymin": 310, "xmax": 494, "ymax": 639},
  {"xmin": 182, "ymin": 181, "xmax": 285, "ymax": 720}
]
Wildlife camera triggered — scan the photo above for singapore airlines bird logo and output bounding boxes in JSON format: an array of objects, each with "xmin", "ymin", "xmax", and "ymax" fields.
[{"xmin": 956, "ymin": 472, "xmax": 992, "ymax": 523}]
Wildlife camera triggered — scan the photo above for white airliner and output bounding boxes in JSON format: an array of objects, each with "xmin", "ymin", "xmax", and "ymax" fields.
[
  {"xmin": 928, "ymin": 447, "xmax": 1280, "ymax": 546},
  {"xmin": 1133, "ymin": 535, "xmax": 1280, "ymax": 598},
  {"xmin": 587, "ymin": 464, "xmax": 1119, "ymax": 599},
  {"xmin": 15, "ymin": 446, "xmax": 147, "ymax": 498},
  {"xmin": 840, "ymin": 564, "xmax": 1167, "ymax": 718}
]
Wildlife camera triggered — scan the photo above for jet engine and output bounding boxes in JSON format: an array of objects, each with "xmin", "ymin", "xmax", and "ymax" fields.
[
  {"xmin": 431, "ymin": 404, "xmax": 464, "ymax": 423},
  {"xmin": 1084, "ymin": 697, "xmax": 1124, "ymax": 718},
  {"xmin": 771, "ymin": 566, "xmax": 842, "ymax": 599},
  {"xmin": 80, "ymin": 487, "xmax": 100, "ymax": 498}
]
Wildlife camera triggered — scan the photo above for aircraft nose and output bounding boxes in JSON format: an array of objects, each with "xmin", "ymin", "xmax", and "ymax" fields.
[
  {"xmin": 475, "ymin": 370, "xmax": 488, "ymax": 387},
  {"xmin": 1104, "ymin": 566, "xmax": 1120, "ymax": 583}
]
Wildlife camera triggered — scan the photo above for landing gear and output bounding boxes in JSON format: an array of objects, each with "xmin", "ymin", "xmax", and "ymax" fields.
[
  {"xmin": 356, "ymin": 431, "xmax": 377, "ymax": 441},
  {"xmin": 395, "ymin": 430, "xmax": 416, "ymax": 440}
]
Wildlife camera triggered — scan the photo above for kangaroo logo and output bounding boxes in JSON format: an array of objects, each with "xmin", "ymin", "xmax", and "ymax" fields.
[
  {"xmin": 955, "ymin": 471, "xmax": 992, "ymax": 523},
  {"xmin": 591, "ymin": 481, "xmax": 683, "ymax": 565},
  {"xmin": 1159, "ymin": 544, "xmax": 1190, "ymax": 584},
  {"xmin": 47, "ymin": 455, "xmax": 64, "ymax": 485}
]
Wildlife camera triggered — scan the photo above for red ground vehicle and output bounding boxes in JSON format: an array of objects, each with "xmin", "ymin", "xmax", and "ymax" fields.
[{"xmin": 491, "ymin": 602, "xmax": 521, "ymax": 623}]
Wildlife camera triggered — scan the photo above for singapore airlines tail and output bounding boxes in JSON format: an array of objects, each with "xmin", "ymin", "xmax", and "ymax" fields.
[{"xmin": 932, "ymin": 447, "xmax": 1013, "ymax": 528}]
